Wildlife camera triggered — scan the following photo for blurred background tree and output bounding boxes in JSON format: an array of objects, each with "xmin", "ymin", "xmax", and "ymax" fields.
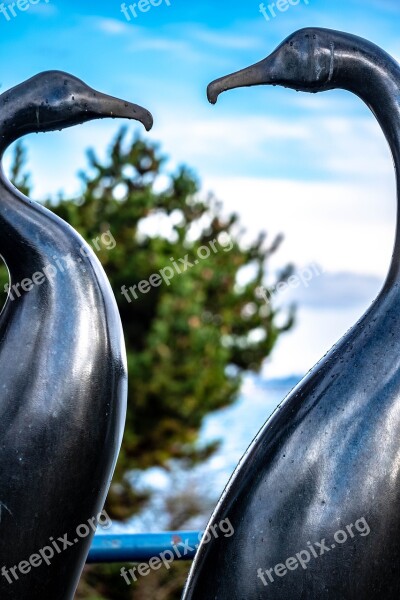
[{"xmin": 2, "ymin": 131, "xmax": 295, "ymax": 599}]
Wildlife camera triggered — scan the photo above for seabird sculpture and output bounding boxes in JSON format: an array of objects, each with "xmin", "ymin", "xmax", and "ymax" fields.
[
  {"xmin": 0, "ymin": 70, "xmax": 152, "ymax": 599},
  {"xmin": 183, "ymin": 28, "xmax": 400, "ymax": 599}
]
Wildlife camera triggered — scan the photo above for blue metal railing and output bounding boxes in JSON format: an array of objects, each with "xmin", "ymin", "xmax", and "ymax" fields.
[{"xmin": 88, "ymin": 531, "xmax": 200, "ymax": 563}]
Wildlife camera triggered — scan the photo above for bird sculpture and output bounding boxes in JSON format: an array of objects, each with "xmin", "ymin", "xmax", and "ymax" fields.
[
  {"xmin": 0, "ymin": 71, "xmax": 152, "ymax": 599},
  {"xmin": 183, "ymin": 28, "xmax": 400, "ymax": 599}
]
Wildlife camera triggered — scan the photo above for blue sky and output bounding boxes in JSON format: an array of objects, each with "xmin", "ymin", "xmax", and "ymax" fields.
[{"xmin": 0, "ymin": 0, "xmax": 399, "ymax": 376}]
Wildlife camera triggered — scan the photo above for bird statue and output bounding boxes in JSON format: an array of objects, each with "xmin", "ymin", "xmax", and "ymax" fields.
[
  {"xmin": 0, "ymin": 71, "xmax": 152, "ymax": 599},
  {"xmin": 182, "ymin": 28, "xmax": 400, "ymax": 599}
]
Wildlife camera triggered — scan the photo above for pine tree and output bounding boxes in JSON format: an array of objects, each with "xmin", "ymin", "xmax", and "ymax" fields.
[{"xmin": 4, "ymin": 130, "xmax": 295, "ymax": 599}]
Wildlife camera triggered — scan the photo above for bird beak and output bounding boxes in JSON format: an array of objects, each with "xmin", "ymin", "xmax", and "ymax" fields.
[
  {"xmin": 87, "ymin": 88, "xmax": 153, "ymax": 131},
  {"xmin": 207, "ymin": 53, "xmax": 277, "ymax": 104}
]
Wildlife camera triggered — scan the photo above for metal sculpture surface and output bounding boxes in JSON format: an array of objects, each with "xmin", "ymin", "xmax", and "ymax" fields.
[
  {"xmin": 0, "ymin": 71, "xmax": 152, "ymax": 599},
  {"xmin": 183, "ymin": 28, "xmax": 400, "ymax": 599}
]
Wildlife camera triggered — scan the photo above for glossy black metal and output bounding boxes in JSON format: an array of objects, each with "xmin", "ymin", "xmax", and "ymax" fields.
[
  {"xmin": 183, "ymin": 28, "xmax": 400, "ymax": 599},
  {"xmin": 0, "ymin": 71, "xmax": 152, "ymax": 599}
]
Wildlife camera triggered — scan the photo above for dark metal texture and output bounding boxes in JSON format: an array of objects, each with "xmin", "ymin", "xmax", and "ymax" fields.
[
  {"xmin": 0, "ymin": 71, "xmax": 152, "ymax": 599},
  {"xmin": 183, "ymin": 28, "xmax": 400, "ymax": 599}
]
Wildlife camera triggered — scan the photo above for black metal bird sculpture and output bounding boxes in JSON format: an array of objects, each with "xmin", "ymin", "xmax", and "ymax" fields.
[
  {"xmin": 183, "ymin": 28, "xmax": 400, "ymax": 599},
  {"xmin": 0, "ymin": 71, "xmax": 152, "ymax": 599}
]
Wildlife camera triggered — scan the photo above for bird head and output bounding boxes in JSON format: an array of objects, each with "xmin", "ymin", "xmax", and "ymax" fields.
[
  {"xmin": 207, "ymin": 28, "xmax": 338, "ymax": 103},
  {"xmin": 0, "ymin": 70, "xmax": 153, "ymax": 148}
]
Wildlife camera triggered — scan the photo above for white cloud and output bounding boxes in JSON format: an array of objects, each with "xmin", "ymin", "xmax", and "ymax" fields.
[
  {"xmin": 150, "ymin": 114, "xmax": 311, "ymax": 164},
  {"xmin": 25, "ymin": 1, "xmax": 58, "ymax": 16},
  {"xmin": 78, "ymin": 15, "xmax": 200, "ymax": 61},
  {"xmin": 263, "ymin": 302, "xmax": 370, "ymax": 378},
  {"xmin": 203, "ymin": 175, "xmax": 396, "ymax": 278},
  {"xmin": 91, "ymin": 17, "xmax": 134, "ymax": 35},
  {"xmin": 129, "ymin": 36, "xmax": 193, "ymax": 53},
  {"xmin": 283, "ymin": 270, "xmax": 383, "ymax": 310},
  {"xmin": 355, "ymin": 0, "xmax": 400, "ymax": 11},
  {"xmin": 143, "ymin": 92, "xmax": 393, "ymax": 181},
  {"xmin": 262, "ymin": 271, "xmax": 383, "ymax": 379},
  {"xmin": 184, "ymin": 25, "xmax": 266, "ymax": 50}
]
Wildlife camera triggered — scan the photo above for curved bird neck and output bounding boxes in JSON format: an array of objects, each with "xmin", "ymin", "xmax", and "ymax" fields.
[
  {"xmin": 0, "ymin": 160, "xmax": 83, "ymax": 285},
  {"xmin": 333, "ymin": 34, "xmax": 400, "ymax": 161},
  {"xmin": 331, "ymin": 34, "xmax": 400, "ymax": 288},
  {"xmin": 0, "ymin": 88, "xmax": 72, "ymax": 278}
]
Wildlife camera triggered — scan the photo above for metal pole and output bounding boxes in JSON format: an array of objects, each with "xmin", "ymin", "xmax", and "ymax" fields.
[{"xmin": 88, "ymin": 531, "xmax": 201, "ymax": 563}]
